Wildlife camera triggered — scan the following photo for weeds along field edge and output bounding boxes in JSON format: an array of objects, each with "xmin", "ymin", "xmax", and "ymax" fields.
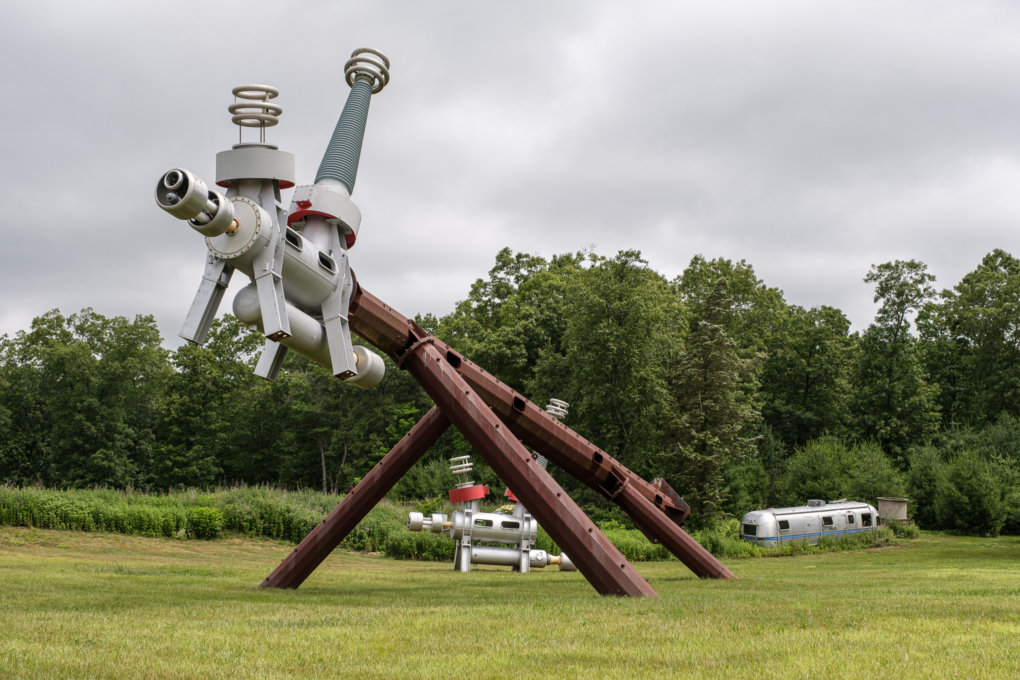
[{"xmin": 0, "ymin": 485, "xmax": 911, "ymax": 562}]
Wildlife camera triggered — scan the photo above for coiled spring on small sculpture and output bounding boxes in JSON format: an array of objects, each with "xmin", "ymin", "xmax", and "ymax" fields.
[{"xmin": 228, "ymin": 85, "xmax": 282, "ymax": 144}]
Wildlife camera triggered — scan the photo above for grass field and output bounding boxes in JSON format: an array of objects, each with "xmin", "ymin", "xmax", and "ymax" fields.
[{"xmin": 0, "ymin": 527, "xmax": 1017, "ymax": 679}]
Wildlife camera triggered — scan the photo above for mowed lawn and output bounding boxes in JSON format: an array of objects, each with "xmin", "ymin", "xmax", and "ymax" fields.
[{"xmin": 0, "ymin": 526, "xmax": 1017, "ymax": 679}]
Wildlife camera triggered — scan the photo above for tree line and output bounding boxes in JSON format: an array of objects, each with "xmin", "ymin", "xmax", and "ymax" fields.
[{"xmin": 1, "ymin": 247, "xmax": 1018, "ymax": 534}]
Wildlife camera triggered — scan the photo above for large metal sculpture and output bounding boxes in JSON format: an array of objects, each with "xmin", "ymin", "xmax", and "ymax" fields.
[{"xmin": 155, "ymin": 48, "xmax": 734, "ymax": 597}]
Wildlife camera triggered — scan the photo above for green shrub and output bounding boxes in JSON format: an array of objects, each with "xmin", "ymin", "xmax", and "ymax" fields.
[
  {"xmin": 776, "ymin": 437, "xmax": 905, "ymax": 507},
  {"xmin": 388, "ymin": 459, "xmax": 457, "ymax": 501},
  {"xmin": 817, "ymin": 527, "xmax": 894, "ymax": 551},
  {"xmin": 343, "ymin": 501, "xmax": 407, "ymax": 553},
  {"xmin": 413, "ymin": 496, "xmax": 448, "ymax": 517},
  {"xmin": 600, "ymin": 528, "xmax": 671, "ymax": 561},
  {"xmin": 187, "ymin": 507, "xmax": 224, "ymax": 539},
  {"xmin": 689, "ymin": 520, "xmax": 762, "ymax": 560},
  {"xmin": 0, "ymin": 485, "xmax": 916, "ymax": 562},
  {"xmin": 907, "ymin": 447, "xmax": 944, "ymax": 529},
  {"xmin": 935, "ymin": 451, "xmax": 1006, "ymax": 536},
  {"xmin": 533, "ymin": 526, "xmax": 559, "ymax": 554}
]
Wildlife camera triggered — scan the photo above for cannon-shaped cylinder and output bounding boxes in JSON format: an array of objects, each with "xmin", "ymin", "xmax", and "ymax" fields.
[
  {"xmin": 157, "ymin": 166, "xmax": 386, "ymax": 388},
  {"xmin": 155, "ymin": 168, "xmax": 236, "ymax": 238},
  {"xmin": 158, "ymin": 175, "xmax": 338, "ymax": 319},
  {"xmin": 469, "ymin": 546, "xmax": 575, "ymax": 571}
]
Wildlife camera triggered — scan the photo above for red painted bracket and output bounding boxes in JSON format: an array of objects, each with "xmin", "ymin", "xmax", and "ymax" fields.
[{"xmin": 449, "ymin": 484, "xmax": 488, "ymax": 504}]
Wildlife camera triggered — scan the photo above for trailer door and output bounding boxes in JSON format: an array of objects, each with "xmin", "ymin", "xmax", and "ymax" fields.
[
  {"xmin": 777, "ymin": 518, "xmax": 791, "ymax": 545},
  {"xmin": 802, "ymin": 515, "xmax": 820, "ymax": 545}
]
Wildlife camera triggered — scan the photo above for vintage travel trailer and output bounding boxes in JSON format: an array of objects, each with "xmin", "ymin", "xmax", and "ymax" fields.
[{"xmin": 740, "ymin": 500, "xmax": 878, "ymax": 547}]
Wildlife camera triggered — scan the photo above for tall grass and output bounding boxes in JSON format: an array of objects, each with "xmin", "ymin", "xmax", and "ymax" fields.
[
  {"xmin": 0, "ymin": 485, "xmax": 905, "ymax": 561},
  {"xmin": 0, "ymin": 485, "xmax": 343, "ymax": 544}
]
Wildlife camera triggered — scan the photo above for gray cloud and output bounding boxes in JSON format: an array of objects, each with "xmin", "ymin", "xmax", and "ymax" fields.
[{"xmin": 2, "ymin": 1, "xmax": 1018, "ymax": 347}]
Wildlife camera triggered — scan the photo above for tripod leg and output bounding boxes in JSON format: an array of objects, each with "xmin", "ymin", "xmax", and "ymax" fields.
[
  {"xmin": 403, "ymin": 341, "xmax": 657, "ymax": 597},
  {"xmin": 260, "ymin": 406, "xmax": 450, "ymax": 589}
]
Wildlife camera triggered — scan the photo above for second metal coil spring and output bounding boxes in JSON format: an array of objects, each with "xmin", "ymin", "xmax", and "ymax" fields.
[{"xmin": 228, "ymin": 84, "xmax": 282, "ymax": 143}]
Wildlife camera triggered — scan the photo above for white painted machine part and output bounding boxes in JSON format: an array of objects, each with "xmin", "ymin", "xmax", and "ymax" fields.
[
  {"xmin": 156, "ymin": 168, "xmax": 237, "ymax": 238},
  {"xmin": 447, "ymin": 510, "xmax": 538, "ymax": 546},
  {"xmin": 406, "ymin": 512, "xmax": 449, "ymax": 533},
  {"xmin": 156, "ymin": 66, "xmax": 391, "ymax": 385},
  {"xmin": 216, "ymin": 145, "xmax": 295, "ymax": 188},
  {"xmin": 232, "ymin": 284, "xmax": 385, "ymax": 389},
  {"xmin": 545, "ymin": 398, "xmax": 569, "ymax": 421},
  {"xmin": 288, "ymin": 180, "xmax": 362, "ymax": 246}
]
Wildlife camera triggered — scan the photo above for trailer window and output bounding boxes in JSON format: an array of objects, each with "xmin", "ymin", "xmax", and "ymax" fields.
[
  {"xmin": 742, "ymin": 524, "xmax": 757, "ymax": 537},
  {"xmin": 847, "ymin": 514, "xmax": 855, "ymax": 524},
  {"xmin": 822, "ymin": 516, "xmax": 834, "ymax": 527},
  {"xmin": 862, "ymin": 513, "xmax": 872, "ymax": 527},
  {"xmin": 778, "ymin": 520, "xmax": 790, "ymax": 531}
]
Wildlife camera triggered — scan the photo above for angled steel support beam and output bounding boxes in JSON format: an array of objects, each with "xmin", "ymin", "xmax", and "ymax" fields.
[
  {"xmin": 401, "ymin": 338, "xmax": 658, "ymax": 597},
  {"xmin": 615, "ymin": 483, "xmax": 735, "ymax": 579},
  {"xmin": 346, "ymin": 283, "xmax": 733, "ymax": 580},
  {"xmin": 260, "ymin": 406, "xmax": 451, "ymax": 589},
  {"xmin": 346, "ymin": 285, "xmax": 690, "ymax": 522}
]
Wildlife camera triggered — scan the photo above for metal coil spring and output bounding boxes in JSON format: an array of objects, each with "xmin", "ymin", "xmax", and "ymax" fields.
[
  {"xmin": 538, "ymin": 399, "xmax": 569, "ymax": 470},
  {"xmin": 228, "ymin": 85, "xmax": 282, "ymax": 143},
  {"xmin": 545, "ymin": 399, "xmax": 569, "ymax": 421},
  {"xmin": 344, "ymin": 48, "xmax": 390, "ymax": 93},
  {"xmin": 449, "ymin": 455, "xmax": 473, "ymax": 477}
]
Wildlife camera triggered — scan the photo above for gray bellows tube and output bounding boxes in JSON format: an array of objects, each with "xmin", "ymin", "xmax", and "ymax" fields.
[
  {"xmin": 314, "ymin": 78, "xmax": 373, "ymax": 193},
  {"xmin": 314, "ymin": 48, "xmax": 391, "ymax": 194}
]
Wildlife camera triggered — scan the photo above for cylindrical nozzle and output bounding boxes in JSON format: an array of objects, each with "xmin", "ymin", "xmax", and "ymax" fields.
[
  {"xmin": 407, "ymin": 512, "xmax": 448, "ymax": 533},
  {"xmin": 155, "ymin": 168, "xmax": 236, "ymax": 237},
  {"xmin": 347, "ymin": 345, "xmax": 386, "ymax": 388}
]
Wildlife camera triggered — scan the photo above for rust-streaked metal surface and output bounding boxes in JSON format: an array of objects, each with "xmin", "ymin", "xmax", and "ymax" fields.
[
  {"xmin": 402, "ymin": 339, "xmax": 658, "ymax": 597},
  {"xmin": 260, "ymin": 406, "xmax": 451, "ymax": 589},
  {"xmin": 348, "ymin": 284, "xmax": 689, "ymax": 523},
  {"xmin": 347, "ymin": 282, "xmax": 734, "ymax": 581},
  {"xmin": 616, "ymin": 482, "xmax": 736, "ymax": 579}
]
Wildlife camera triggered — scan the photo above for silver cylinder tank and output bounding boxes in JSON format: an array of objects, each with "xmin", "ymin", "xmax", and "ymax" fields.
[
  {"xmin": 448, "ymin": 511, "xmax": 538, "ymax": 545},
  {"xmin": 233, "ymin": 284, "xmax": 385, "ymax": 388}
]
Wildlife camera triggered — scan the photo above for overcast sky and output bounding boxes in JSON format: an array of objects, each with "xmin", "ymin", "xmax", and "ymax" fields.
[{"xmin": 2, "ymin": 1, "xmax": 1019, "ymax": 348}]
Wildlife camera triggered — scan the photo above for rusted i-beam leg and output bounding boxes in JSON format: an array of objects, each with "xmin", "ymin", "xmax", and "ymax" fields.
[
  {"xmin": 401, "ymin": 339, "xmax": 658, "ymax": 597},
  {"xmin": 260, "ymin": 406, "xmax": 451, "ymax": 589},
  {"xmin": 615, "ymin": 483, "xmax": 735, "ymax": 579},
  {"xmin": 479, "ymin": 390, "xmax": 734, "ymax": 579},
  {"xmin": 494, "ymin": 407, "xmax": 733, "ymax": 579},
  {"xmin": 347, "ymin": 284, "xmax": 734, "ymax": 580},
  {"xmin": 347, "ymin": 286, "xmax": 691, "ymax": 525}
]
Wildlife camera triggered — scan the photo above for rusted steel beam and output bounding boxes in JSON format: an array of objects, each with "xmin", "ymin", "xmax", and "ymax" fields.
[
  {"xmin": 348, "ymin": 285, "xmax": 690, "ymax": 525},
  {"xmin": 402, "ymin": 339, "xmax": 658, "ymax": 597},
  {"xmin": 349, "ymin": 288, "xmax": 718, "ymax": 550},
  {"xmin": 464, "ymin": 368, "xmax": 691, "ymax": 522},
  {"xmin": 260, "ymin": 406, "xmax": 451, "ymax": 589},
  {"xmin": 616, "ymin": 482, "xmax": 735, "ymax": 579}
]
